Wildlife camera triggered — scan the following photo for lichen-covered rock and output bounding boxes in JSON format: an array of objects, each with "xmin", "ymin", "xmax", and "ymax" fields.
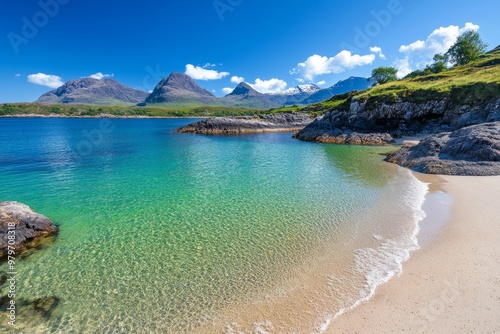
[
  {"xmin": 176, "ymin": 112, "xmax": 311, "ymax": 134},
  {"xmin": 0, "ymin": 202, "xmax": 58, "ymax": 258},
  {"xmin": 385, "ymin": 122, "xmax": 500, "ymax": 176}
]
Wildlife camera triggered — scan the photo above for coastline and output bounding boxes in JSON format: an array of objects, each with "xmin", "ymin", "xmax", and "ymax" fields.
[
  {"xmin": 176, "ymin": 127, "xmax": 305, "ymax": 134},
  {"xmin": 326, "ymin": 174, "xmax": 500, "ymax": 333},
  {"xmin": 0, "ymin": 114, "xmax": 206, "ymax": 119}
]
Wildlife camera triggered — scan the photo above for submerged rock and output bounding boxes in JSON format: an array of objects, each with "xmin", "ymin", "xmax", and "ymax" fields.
[
  {"xmin": 0, "ymin": 202, "xmax": 58, "ymax": 258},
  {"xmin": 293, "ymin": 129, "xmax": 393, "ymax": 145},
  {"xmin": 176, "ymin": 112, "xmax": 312, "ymax": 134},
  {"xmin": 32, "ymin": 296, "xmax": 61, "ymax": 319},
  {"xmin": 385, "ymin": 122, "xmax": 500, "ymax": 176}
]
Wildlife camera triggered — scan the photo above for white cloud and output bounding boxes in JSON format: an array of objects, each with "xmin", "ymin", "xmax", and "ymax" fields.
[
  {"xmin": 393, "ymin": 57, "xmax": 412, "ymax": 78},
  {"xmin": 27, "ymin": 73, "xmax": 64, "ymax": 88},
  {"xmin": 15, "ymin": 74, "xmax": 21, "ymax": 77},
  {"xmin": 89, "ymin": 72, "xmax": 114, "ymax": 80},
  {"xmin": 295, "ymin": 78, "xmax": 305, "ymax": 83},
  {"xmin": 231, "ymin": 76, "xmax": 245, "ymax": 84},
  {"xmin": 147, "ymin": 90, "xmax": 153, "ymax": 93},
  {"xmin": 400, "ymin": 40, "xmax": 425, "ymax": 54},
  {"xmin": 185, "ymin": 64, "xmax": 229, "ymax": 80},
  {"xmin": 399, "ymin": 22, "xmax": 479, "ymax": 59},
  {"xmin": 203, "ymin": 63, "xmax": 216, "ymax": 68},
  {"xmin": 249, "ymin": 78, "xmax": 288, "ymax": 94},
  {"xmin": 222, "ymin": 87, "xmax": 234, "ymax": 94},
  {"xmin": 317, "ymin": 80, "xmax": 326, "ymax": 86},
  {"xmin": 370, "ymin": 46, "xmax": 386, "ymax": 59},
  {"xmin": 291, "ymin": 50, "xmax": 376, "ymax": 81},
  {"xmin": 396, "ymin": 22, "xmax": 480, "ymax": 76}
]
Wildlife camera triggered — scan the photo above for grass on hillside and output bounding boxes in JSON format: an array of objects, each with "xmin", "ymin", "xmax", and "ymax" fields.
[
  {"xmin": 287, "ymin": 47, "xmax": 500, "ymax": 115},
  {"xmin": 0, "ymin": 104, "xmax": 271, "ymax": 118}
]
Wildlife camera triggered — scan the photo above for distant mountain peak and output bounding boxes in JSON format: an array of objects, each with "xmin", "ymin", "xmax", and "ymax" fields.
[
  {"xmin": 221, "ymin": 82, "xmax": 278, "ymax": 108},
  {"xmin": 297, "ymin": 83, "xmax": 321, "ymax": 94},
  {"xmin": 36, "ymin": 77, "xmax": 148, "ymax": 105},
  {"xmin": 155, "ymin": 72, "xmax": 215, "ymax": 96},
  {"xmin": 144, "ymin": 72, "xmax": 218, "ymax": 105},
  {"xmin": 227, "ymin": 82, "xmax": 263, "ymax": 97}
]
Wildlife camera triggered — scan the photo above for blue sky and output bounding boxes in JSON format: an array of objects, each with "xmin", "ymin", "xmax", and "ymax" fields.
[{"xmin": 1, "ymin": 0, "xmax": 499, "ymax": 102}]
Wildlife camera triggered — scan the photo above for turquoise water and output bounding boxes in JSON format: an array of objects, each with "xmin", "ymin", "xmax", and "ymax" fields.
[{"xmin": 0, "ymin": 118, "xmax": 427, "ymax": 333}]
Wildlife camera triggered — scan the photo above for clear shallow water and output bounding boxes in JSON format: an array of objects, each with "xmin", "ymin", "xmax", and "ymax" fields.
[{"xmin": 0, "ymin": 118, "xmax": 427, "ymax": 333}]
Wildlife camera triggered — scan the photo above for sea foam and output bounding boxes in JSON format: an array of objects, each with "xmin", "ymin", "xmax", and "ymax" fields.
[{"xmin": 317, "ymin": 169, "xmax": 428, "ymax": 333}]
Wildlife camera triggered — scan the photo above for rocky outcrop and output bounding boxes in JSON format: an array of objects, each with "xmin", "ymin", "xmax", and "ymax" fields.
[
  {"xmin": 0, "ymin": 202, "xmax": 58, "ymax": 258},
  {"xmin": 295, "ymin": 98, "xmax": 500, "ymax": 145},
  {"xmin": 176, "ymin": 112, "xmax": 311, "ymax": 134},
  {"xmin": 293, "ymin": 127, "xmax": 393, "ymax": 145},
  {"xmin": 385, "ymin": 122, "xmax": 500, "ymax": 176}
]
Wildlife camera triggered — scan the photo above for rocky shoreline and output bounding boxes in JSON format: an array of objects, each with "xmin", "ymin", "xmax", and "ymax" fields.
[
  {"xmin": 292, "ymin": 128, "xmax": 394, "ymax": 145},
  {"xmin": 176, "ymin": 112, "xmax": 311, "ymax": 134},
  {"xmin": 0, "ymin": 202, "xmax": 58, "ymax": 259},
  {"xmin": 294, "ymin": 98, "xmax": 500, "ymax": 144},
  {"xmin": 289, "ymin": 97, "xmax": 500, "ymax": 174},
  {"xmin": 385, "ymin": 122, "xmax": 500, "ymax": 176}
]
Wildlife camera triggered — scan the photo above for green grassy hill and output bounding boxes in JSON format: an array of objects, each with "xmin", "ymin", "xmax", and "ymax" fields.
[{"xmin": 287, "ymin": 46, "xmax": 500, "ymax": 116}]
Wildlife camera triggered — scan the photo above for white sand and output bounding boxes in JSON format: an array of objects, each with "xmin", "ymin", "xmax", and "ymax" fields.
[{"xmin": 326, "ymin": 175, "xmax": 500, "ymax": 333}]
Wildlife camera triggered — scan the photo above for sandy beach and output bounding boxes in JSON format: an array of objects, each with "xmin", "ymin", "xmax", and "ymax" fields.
[{"xmin": 326, "ymin": 174, "xmax": 500, "ymax": 333}]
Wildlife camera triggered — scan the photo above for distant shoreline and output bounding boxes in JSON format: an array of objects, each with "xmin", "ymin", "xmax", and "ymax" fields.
[{"xmin": 0, "ymin": 114, "xmax": 205, "ymax": 119}]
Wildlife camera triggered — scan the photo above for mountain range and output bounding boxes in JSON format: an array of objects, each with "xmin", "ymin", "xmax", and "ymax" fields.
[
  {"xmin": 267, "ymin": 84, "xmax": 321, "ymax": 106},
  {"xmin": 35, "ymin": 73, "xmax": 373, "ymax": 108},
  {"xmin": 301, "ymin": 76, "xmax": 374, "ymax": 105}
]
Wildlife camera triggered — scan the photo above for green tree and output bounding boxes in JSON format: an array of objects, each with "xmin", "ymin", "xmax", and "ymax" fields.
[
  {"xmin": 445, "ymin": 31, "xmax": 488, "ymax": 66},
  {"xmin": 404, "ymin": 54, "xmax": 447, "ymax": 79},
  {"xmin": 370, "ymin": 67, "xmax": 398, "ymax": 85},
  {"xmin": 425, "ymin": 53, "xmax": 447, "ymax": 74}
]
